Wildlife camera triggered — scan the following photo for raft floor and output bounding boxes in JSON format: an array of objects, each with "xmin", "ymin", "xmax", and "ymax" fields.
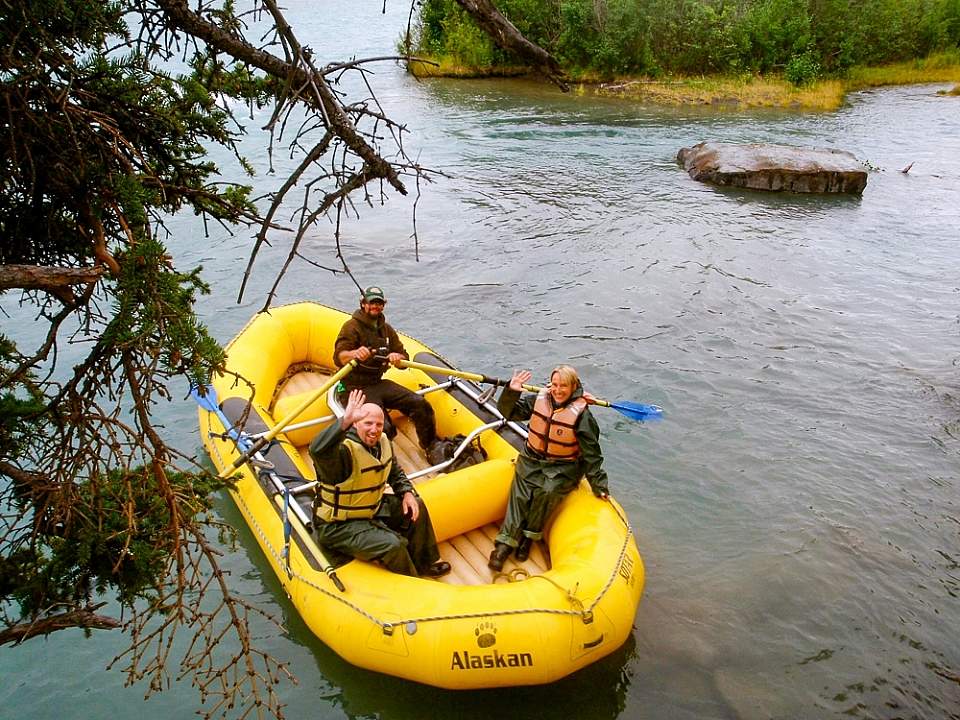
[{"xmin": 276, "ymin": 369, "xmax": 550, "ymax": 586}]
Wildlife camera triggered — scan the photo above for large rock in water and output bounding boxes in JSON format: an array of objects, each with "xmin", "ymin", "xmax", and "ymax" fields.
[{"xmin": 677, "ymin": 141, "xmax": 868, "ymax": 194}]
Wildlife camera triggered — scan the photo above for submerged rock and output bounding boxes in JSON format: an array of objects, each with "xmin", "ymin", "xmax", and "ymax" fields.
[{"xmin": 677, "ymin": 141, "xmax": 868, "ymax": 194}]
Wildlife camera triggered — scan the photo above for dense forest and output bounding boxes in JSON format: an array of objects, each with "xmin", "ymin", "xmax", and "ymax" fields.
[{"xmin": 414, "ymin": 0, "xmax": 960, "ymax": 84}]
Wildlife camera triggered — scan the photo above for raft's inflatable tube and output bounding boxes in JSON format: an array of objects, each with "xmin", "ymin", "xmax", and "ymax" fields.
[{"xmin": 198, "ymin": 301, "xmax": 644, "ymax": 689}]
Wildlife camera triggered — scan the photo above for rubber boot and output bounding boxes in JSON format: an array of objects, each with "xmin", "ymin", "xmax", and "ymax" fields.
[
  {"xmin": 515, "ymin": 536, "xmax": 532, "ymax": 562},
  {"xmin": 488, "ymin": 542, "xmax": 513, "ymax": 571}
]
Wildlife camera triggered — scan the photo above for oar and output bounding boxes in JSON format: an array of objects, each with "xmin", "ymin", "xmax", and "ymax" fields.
[
  {"xmin": 397, "ymin": 359, "xmax": 663, "ymax": 422},
  {"xmin": 192, "ymin": 395, "xmax": 348, "ymax": 592},
  {"xmin": 271, "ymin": 494, "xmax": 346, "ymax": 592},
  {"xmin": 195, "ymin": 360, "xmax": 358, "ymax": 476},
  {"xmin": 191, "ymin": 384, "xmax": 255, "ymax": 453},
  {"xmin": 192, "ymin": 366, "xmax": 355, "ymax": 594}
]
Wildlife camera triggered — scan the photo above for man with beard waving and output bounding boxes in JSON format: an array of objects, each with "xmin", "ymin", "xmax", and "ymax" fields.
[{"xmin": 334, "ymin": 286, "xmax": 450, "ymax": 464}]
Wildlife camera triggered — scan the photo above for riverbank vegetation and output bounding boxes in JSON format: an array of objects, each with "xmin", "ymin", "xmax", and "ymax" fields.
[
  {"xmin": 408, "ymin": 0, "xmax": 960, "ymax": 108},
  {"xmin": 589, "ymin": 50, "xmax": 960, "ymax": 109}
]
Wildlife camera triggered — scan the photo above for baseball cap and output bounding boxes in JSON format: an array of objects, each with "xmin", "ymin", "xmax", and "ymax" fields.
[{"xmin": 361, "ymin": 286, "xmax": 386, "ymax": 303}]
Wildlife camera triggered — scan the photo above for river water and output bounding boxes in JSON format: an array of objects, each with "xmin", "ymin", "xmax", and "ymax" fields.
[{"xmin": 3, "ymin": 2, "xmax": 959, "ymax": 719}]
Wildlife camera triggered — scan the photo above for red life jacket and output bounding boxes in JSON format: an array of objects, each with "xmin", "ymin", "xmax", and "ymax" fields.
[{"xmin": 526, "ymin": 390, "xmax": 587, "ymax": 460}]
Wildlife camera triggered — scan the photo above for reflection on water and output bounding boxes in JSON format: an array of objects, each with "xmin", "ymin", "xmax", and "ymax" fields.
[{"xmin": 3, "ymin": 1, "xmax": 959, "ymax": 718}]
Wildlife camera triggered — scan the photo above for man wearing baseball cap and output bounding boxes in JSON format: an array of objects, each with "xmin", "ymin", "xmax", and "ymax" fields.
[{"xmin": 333, "ymin": 285, "xmax": 448, "ymax": 462}]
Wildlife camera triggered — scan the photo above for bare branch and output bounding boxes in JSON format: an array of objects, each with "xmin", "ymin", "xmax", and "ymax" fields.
[
  {"xmin": 156, "ymin": 0, "xmax": 407, "ymax": 194},
  {"xmin": 322, "ymin": 54, "xmax": 438, "ymax": 76},
  {"xmin": 454, "ymin": 0, "xmax": 569, "ymax": 90},
  {"xmin": 0, "ymin": 605, "xmax": 121, "ymax": 645}
]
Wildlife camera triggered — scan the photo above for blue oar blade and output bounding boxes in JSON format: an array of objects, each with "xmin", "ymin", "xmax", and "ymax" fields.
[
  {"xmin": 609, "ymin": 400, "xmax": 663, "ymax": 422},
  {"xmin": 190, "ymin": 384, "xmax": 220, "ymax": 413},
  {"xmin": 191, "ymin": 384, "xmax": 251, "ymax": 449}
]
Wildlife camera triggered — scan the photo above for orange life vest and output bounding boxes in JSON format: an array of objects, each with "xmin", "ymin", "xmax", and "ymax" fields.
[{"xmin": 526, "ymin": 390, "xmax": 588, "ymax": 460}]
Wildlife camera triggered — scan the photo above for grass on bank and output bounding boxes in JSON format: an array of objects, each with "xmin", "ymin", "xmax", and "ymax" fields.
[
  {"xmin": 844, "ymin": 50, "xmax": 960, "ymax": 90},
  {"xmin": 408, "ymin": 51, "xmax": 960, "ymax": 110},
  {"xmin": 408, "ymin": 57, "xmax": 528, "ymax": 79},
  {"xmin": 588, "ymin": 75, "xmax": 848, "ymax": 110}
]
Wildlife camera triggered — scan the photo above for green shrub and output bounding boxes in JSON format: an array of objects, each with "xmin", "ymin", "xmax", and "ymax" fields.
[
  {"xmin": 413, "ymin": 0, "xmax": 499, "ymax": 66},
  {"xmin": 785, "ymin": 50, "xmax": 821, "ymax": 85},
  {"xmin": 738, "ymin": 0, "xmax": 812, "ymax": 73},
  {"xmin": 413, "ymin": 0, "xmax": 960, "ymax": 78}
]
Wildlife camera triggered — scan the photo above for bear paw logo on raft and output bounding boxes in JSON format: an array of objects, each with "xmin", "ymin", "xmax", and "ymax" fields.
[{"xmin": 475, "ymin": 621, "xmax": 497, "ymax": 648}]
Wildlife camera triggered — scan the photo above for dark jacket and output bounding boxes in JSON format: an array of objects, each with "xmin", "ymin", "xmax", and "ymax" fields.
[
  {"xmin": 498, "ymin": 383, "xmax": 609, "ymax": 496},
  {"xmin": 334, "ymin": 309, "xmax": 408, "ymax": 388}
]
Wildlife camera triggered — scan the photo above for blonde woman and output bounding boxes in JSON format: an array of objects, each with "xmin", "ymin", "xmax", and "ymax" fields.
[{"xmin": 488, "ymin": 365, "xmax": 609, "ymax": 571}]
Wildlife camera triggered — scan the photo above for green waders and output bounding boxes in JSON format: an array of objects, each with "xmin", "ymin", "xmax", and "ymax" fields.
[{"xmin": 313, "ymin": 493, "xmax": 441, "ymax": 576}]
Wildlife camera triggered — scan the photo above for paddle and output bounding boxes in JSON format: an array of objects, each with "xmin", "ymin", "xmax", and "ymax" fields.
[
  {"xmin": 191, "ymin": 363, "xmax": 356, "ymax": 593},
  {"xmin": 217, "ymin": 360, "xmax": 357, "ymax": 474},
  {"xmin": 191, "ymin": 384, "xmax": 254, "ymax": 453},
  {"xmin": 271, "ymin": 493, "xmax": 346, "ymax": 592},
  {"xmin": 397, "ymin": 359, "xmax": 663, "ymax": 422}
]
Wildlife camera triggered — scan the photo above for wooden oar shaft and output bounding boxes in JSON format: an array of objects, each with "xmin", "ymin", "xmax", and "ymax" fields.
[
  {"xmin": 272, "ymin": 494, "xmax": 346, "ymax": 592},
  {"xmin": 399, "ymin": 359, "xmax": 581, "ymax": 398},
  {"xmin": 397, "ymin": 359, "xmax": 501, "ymax": 386},
  {"xmin": 225, "ymin": 360, "xmax": 356, "ymax": 473}
]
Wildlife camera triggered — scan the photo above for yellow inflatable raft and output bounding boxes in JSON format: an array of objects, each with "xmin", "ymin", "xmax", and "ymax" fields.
[{"xmin": 197, "ymin": 301, "xmax": 644, "ymax": 688}]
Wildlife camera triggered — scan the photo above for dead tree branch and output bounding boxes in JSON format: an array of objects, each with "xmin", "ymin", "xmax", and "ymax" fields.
[{"xmin": 454, "ymin": 0, "xmax": 569, "ymax": 90}]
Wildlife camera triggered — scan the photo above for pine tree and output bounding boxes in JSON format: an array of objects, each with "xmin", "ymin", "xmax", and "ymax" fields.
[{"xmin": 0, "ymin": 1, "xmax": 559, "ymax": 716}]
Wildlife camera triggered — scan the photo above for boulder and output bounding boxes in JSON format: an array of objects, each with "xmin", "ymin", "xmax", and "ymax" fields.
[{"xmin": 677, "ymin": 141, "xmax": 868, "ymax": 194}]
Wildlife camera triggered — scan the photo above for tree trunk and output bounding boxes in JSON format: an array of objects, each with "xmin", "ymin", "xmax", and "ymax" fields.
[{"xmin": 454, "ymin": 0, "xmax": 568, "ymax": 90}]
